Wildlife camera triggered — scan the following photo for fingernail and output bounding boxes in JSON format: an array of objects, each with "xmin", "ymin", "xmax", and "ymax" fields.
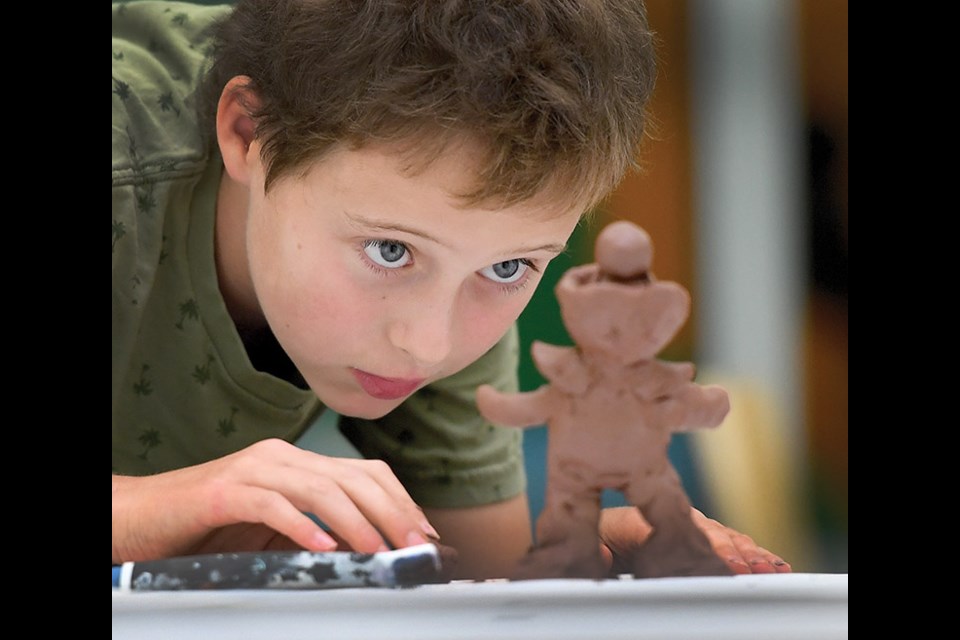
[
  {"xmin": 422, "ymin": 522, "xmax": 440, "ymax": 541},
  {"xmin": 773, "ymin": 560, "xmax": 787, "ymax": 566},
  {"xmin": 377, "ymin": 543, "xmax": 390, "ymax": 553},
  {"xmin": 407, "ymin": 531, "xmax": 429, "ymax": 547},
  {"xmin": 312, "ymin": 530, "xmax": 337, "ymax": 551}
]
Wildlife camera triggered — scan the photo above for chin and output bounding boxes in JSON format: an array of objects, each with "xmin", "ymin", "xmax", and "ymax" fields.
[{"xmin": 322, "ymin": 394, "xmax": 405, "ymax": 421}]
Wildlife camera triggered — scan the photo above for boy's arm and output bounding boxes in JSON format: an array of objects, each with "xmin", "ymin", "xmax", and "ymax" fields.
[
  {"xmin": 111, "ymin": 440, "xmax": 437, "ymax": 565},
  {"xmin": 424, "ymin": 493, "xmax": 533, "ymax": 581}
]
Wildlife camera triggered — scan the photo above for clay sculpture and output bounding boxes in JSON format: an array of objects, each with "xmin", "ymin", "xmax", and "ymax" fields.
[{"xmin": 476, "ymin": 220, "xmax": 733, "ymax": 580}]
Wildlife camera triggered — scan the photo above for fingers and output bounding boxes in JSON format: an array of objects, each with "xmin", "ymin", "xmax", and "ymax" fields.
[
  {"xmin": 598, "ymin": 507, "xmax": 651, "ymax": 577},
  {"xmin": 599, "ymin": 542, "xmax": 614, "ymax": 572},
  {"xmin": 211, "ymin": 439, "xmax": 435, "ymax": 554},
  {"xmin": 701, "ymin": 526, "xmax": 758, "ymax": 575},
  {"xmin": 595, "ymin": 507, "xmax": 793, "ymax": 577},
  {"xmin": 197, "ymin": 480, "xmax": 340, "ymax": 551},
  {"xmin": 729, "ymin": 534, "xmax": 792, "ymax": 574},
  {"xmin": 598, "ymin": 505, "xmax": 652, "ymax": 545},
  {"xmin": 284, "ymin": 464, "xmax": 425, "ymax": 552},
  {"xmin": 691, "ymin": 509, "xmax": 792, "ymax": 574}
]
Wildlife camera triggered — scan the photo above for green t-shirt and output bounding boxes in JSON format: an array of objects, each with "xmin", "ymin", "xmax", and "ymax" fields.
[{"xmin": 111, "ymin": 0, "xmax": 525, "ymax": 508}]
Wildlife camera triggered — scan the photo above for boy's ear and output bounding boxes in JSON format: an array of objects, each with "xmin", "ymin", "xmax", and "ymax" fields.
[{"xmin": 216, "ymin": 75, "xmax": 261, "ymax": 186}]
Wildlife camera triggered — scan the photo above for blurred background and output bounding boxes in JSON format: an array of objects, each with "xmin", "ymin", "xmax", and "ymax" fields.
[{"xmin": 519, "ymin": 0, "xmax": 847, "ymax": 574}]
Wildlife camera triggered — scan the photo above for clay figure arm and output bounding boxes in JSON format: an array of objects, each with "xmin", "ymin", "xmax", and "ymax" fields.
[
  {"xmin": 475, "ymin": 384, "xmax": 554, "ymax": 428},
  {"xmin": 112, "ymin": 439, "xmax": 438, "ymax": 564},
  {"xmin": 631, "ymin": 361, "xmax": 695, "ymax": 401},
  {"xmin": 660, "ymin": 383, "xmax": 731, "ymax": 432},
  {"xmin": 598, "ymin": 506, "xmax": 792, "ymax": 575},
  {"xmin": 530, "ymin": 341, "xmax": 589, "ymax": 394}
]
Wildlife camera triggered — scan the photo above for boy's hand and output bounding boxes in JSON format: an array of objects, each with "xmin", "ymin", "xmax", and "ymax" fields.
[
  {"xmin": 598, "ymin": 506, "xmax": 792, "ymax": 576},
  {"xmin": 112, "ymin": 438, "xmax": 437, "ymax": 564}
]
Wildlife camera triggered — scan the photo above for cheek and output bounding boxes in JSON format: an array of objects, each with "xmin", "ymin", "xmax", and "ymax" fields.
[
  {"xmin": 282, "ymin": 273, "xmax": 379, "ymax": 346},
  {"xmin": 456, "ymin": 293, "xmax": 531, "ymax": 358},
  {"xmin": 252, "ymin": 244, "xmax": 370, "ymax": 346},
  {"xmin": 245, "ymin": 202, "xmax": 296, "ymax": 296}
]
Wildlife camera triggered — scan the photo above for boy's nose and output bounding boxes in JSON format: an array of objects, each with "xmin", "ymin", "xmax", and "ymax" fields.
[{"xmin": 387, "ymin": 297, "xmax": 455, "ymax": 367}]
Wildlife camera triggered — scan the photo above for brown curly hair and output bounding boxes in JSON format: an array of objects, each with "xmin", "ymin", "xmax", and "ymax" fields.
[{"xmin": 199, "ymin": 0, "xmax": 657, "ymax": 212}]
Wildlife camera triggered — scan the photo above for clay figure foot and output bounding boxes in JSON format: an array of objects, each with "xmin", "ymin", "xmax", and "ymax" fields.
[
  {"xmin": 511, "ymin": 541, "xmax": 607, "ymax": 581},
  {"xmin": 628, "ymin": 528, "xmax": 733, "ymax": 578}
]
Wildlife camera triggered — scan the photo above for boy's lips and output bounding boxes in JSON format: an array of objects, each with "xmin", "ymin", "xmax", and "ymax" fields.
[{"xmin": 351, "ymin": 369, "xmax": 426, "ymax": 400}]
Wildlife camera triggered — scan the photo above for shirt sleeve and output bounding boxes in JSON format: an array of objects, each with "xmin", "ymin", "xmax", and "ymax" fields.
[{"xmin": 340, "ymin": 324, "xmax": 526, "ymax": 508}]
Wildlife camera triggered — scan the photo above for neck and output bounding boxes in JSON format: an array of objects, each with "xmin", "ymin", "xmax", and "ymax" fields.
[{"xmin": 215, "ymin": 168, "xmax": 265, "ymax": 335}]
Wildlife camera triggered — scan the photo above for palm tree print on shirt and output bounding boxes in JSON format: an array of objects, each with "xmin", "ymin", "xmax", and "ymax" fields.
[
  {"xmin": 217, "ymin": 407, "xmax": 239, "ymax": 438},
  {"xmin": 133, "ymin": 364, "xmax": 153, "ymax": 396},
  {"xmin": 175, "ymin": 299, "xmax": 199, "ymax": 330},
  {"xmin": 112, "ymin": 220, "xmax": 126, "ymax": 252},
  {"xmin": 193, "ymin": 354, "xmax": 216, "ymax": 385},
  {"xmin": 157, "ymin": 92, "xmax": 181, "ymax": 117},
  {"xmin": 137, "ymin": 428, "xmax": 162, "ymax": 460}
]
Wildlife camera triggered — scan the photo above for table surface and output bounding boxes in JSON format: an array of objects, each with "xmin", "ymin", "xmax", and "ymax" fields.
[{"xmin": 112, "ymin": 572, "xmax": 847, "ymax": 640}]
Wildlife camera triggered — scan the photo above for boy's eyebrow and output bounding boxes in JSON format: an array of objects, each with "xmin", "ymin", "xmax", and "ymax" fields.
[
  {"xmin": 509, "ymin": 240, "xmax": 569, "ymax": 256},
  {"xmin": 346, "ymin": 211, "xmax": 442, "ymax": 244},
  {"xmin": 345, "ymin": 211, "xmax": 568, "ymax": 255}
]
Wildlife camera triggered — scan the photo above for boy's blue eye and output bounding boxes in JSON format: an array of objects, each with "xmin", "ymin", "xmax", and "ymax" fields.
[
  {"xmin": 363, "ymin": 239, "xmax": 410, "ymax": 269},
  {"xmin": 480, "ymin": 259, "xmax": 528, "ymax": 284}
]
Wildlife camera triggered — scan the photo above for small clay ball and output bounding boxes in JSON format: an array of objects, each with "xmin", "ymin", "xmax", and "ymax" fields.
[
  {"xmin": 595, "ymin": 220, "xmax": 652, "ymax": 279},
  {"xmin": 433, "ymin": 542, "xmax": 459, "ymax": 583}
]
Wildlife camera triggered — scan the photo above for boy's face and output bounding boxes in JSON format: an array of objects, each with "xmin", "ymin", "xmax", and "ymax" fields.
[{"xmin": 241, "ymin": 142, "xmax": 583, "ymax": 419}]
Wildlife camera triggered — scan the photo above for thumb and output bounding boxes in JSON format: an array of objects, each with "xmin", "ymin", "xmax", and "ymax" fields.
[{"xmin": 598, "ymin": 507, "xmax": 652, "ymax": 575}]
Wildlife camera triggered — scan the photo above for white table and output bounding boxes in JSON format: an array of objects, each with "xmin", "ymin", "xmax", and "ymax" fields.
[{"xmin": 112, "ymin": 572, "xmax": 847, "ymax": 639}]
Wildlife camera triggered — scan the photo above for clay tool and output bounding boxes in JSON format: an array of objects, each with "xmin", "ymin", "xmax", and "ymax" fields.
[{"xmin": 113, "ymin": 543, "xmax": 442, "ymax": 591}]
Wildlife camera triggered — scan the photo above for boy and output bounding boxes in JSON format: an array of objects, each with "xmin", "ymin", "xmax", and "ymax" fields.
[{"xmin": 112, "ymin": 0, "xmax": 790, "ymax": 579}]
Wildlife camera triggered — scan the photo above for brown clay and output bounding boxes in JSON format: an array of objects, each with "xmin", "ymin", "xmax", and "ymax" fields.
[
  {"xmin": 476, "ymin": 220, "xmax": 733, "ymax": 580},
  {"xmin": 431, "ymin": 542, "xmax": 460, "ymax": 584}
]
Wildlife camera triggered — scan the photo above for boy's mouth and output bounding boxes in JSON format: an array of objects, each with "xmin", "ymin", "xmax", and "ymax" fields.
[{"xmin": 351, "ymin": 368, "xmax": 425, "ymax": 400}]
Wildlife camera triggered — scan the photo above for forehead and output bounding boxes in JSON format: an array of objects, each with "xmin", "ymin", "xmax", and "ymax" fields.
[
  {"xmin": 283, "ymin": 143, "xmax": 581, "ymax": 264},
  {"xmin": 308, "ymin": 139, "xmax": 590, "ymax": 223}
]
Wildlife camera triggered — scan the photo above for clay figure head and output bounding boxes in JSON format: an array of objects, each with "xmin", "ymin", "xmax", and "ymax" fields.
[{"xmin": 555, "ymin": 221, "xmax": 691, "ymax": 364}]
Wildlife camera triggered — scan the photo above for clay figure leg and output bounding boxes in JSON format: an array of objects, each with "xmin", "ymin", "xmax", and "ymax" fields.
[
  {"xmin": 623, "ymin": 468, "xmax": 732, "ymax": 578},
  {"xmin": 513, "ymin": 462, "xmax": 606, "ymax": 580}
]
